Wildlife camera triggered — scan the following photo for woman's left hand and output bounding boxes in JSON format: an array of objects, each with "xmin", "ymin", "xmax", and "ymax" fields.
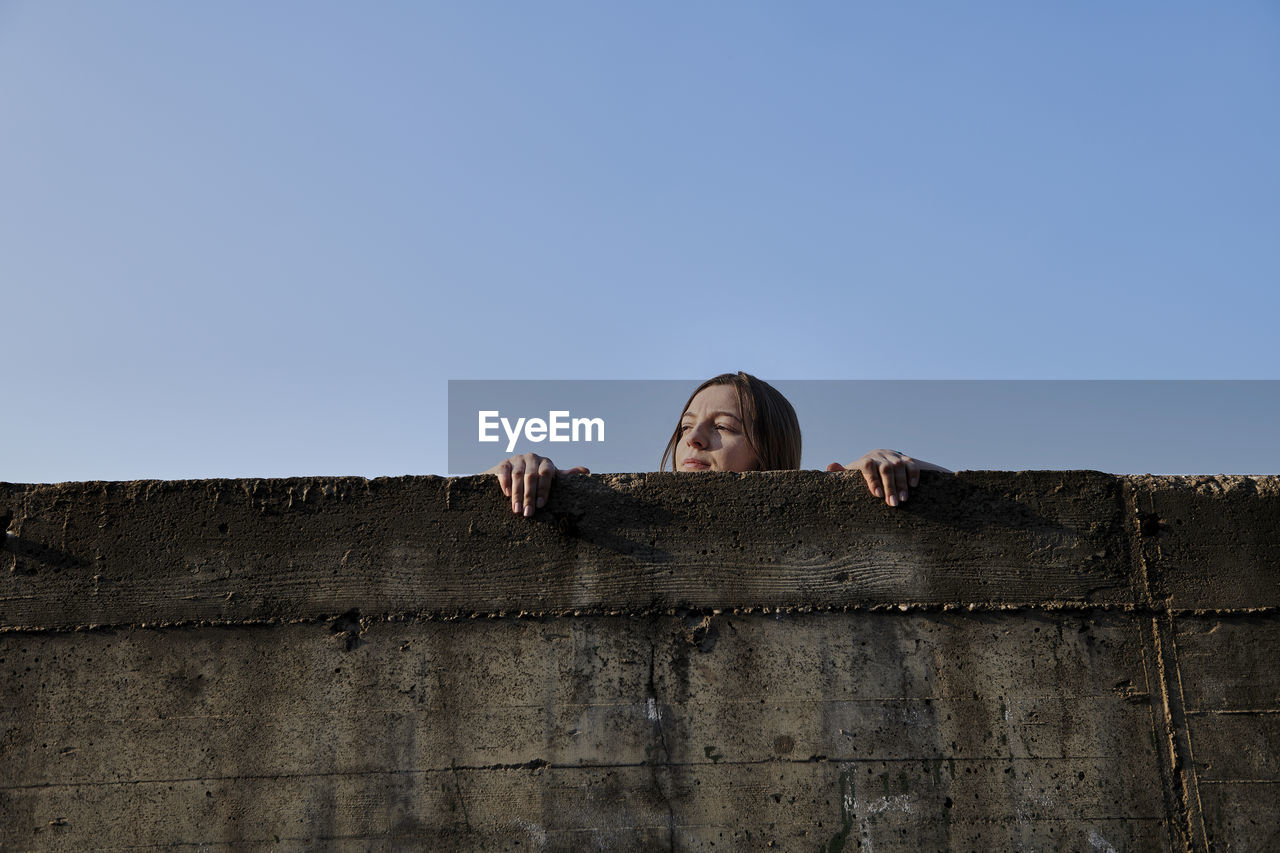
[{"xmin": 826, "ymin": 450, "xmax": 950, "ymax": 507}]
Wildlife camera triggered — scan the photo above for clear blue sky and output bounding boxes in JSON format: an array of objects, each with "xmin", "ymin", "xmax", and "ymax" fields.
[{"xmin": 2, "ymin": 2, "xmax": 1277, "ymax": 481}]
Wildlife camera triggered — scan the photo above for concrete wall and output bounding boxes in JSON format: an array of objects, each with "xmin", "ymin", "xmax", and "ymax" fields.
[{"xmin": 1, "ymin": 471, "xmax": 1277, "ymax": 851}]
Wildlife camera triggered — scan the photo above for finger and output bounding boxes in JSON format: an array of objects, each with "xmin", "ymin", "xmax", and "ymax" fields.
[
  {"xmin": 893, "ymin": 460, "xmax": 909, "ymax": 504},
  {"xmin": 859, "ymin": 459, "xmax": 882, "ymax": 498},
  {"xmin": 523, "ymin": 461, "xmax": 542, "ymax": 517},
  {"xmin": 510, "ymin": 460, "xmax": 526, "ymax": 513},
  {"xmin": 825, "ymin": 462, "xmax": 845, "ymax": 472},
  {"xmin": 878, "ymin": 460, "xmax": 897, "ymax": 507},
  {"xmin": 535, "ymin": 458, "xmax": 555, "ymax": 509},
  {"xmin": 907, "ymin": 458, "xmax": 920, "ymax": 489},
  {"xmin": 562, "ymin": 466, "xmax": 590, "ymax": 474},
  {"xmin": 496, "ymin": 460, "xmax": 513, "ymax": 497}
]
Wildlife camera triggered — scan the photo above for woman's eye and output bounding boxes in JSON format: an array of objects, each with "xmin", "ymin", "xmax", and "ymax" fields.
[{"xmin": 717, "ymin": 424, "xmax": 734, "ymax": 432}]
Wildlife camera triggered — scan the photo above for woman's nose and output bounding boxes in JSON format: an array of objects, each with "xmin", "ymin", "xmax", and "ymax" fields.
[{"xmin": 685, "ymin": 424, "xmax": 709, "ymax": 447}]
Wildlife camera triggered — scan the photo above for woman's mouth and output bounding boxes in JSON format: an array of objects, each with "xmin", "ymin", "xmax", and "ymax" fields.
[{"xmin": 681, "ymin": 457, "xmax": 711, "ymax": 470}]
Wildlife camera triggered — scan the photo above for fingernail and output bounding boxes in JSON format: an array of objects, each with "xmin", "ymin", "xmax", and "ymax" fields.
[
  {"xmin": 899, "ymin": 490, "xmax": 908, "ymax": 502},
  {"xmin": 537, "ymin": 497, "xmax": 545, "ymax": 508},
  {"xmin": 524, "ymin": 504, "xmax": 534, "ymax": 517},
  {"xmin": 888, "ymin": 495, "xmax": 897, "ymax": 507},
  {"xmin": 513, "ymin": 501, "xmax": 521, "ymax": 513}
]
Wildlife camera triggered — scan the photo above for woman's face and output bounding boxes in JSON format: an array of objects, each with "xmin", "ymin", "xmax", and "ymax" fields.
[{"xmin": 676, "ymin": 384, "xmax": 760, "ymax": 472}]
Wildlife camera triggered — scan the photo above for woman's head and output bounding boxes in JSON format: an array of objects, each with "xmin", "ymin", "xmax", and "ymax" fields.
[{"xmin": 661, "ymin": 372, "xmax": 802, "ymax": 472}]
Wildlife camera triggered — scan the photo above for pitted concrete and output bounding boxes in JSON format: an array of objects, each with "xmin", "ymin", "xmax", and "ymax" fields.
[{"xmin": 1, "ymin": 472, "xmax": 1277, "ymax": 850}]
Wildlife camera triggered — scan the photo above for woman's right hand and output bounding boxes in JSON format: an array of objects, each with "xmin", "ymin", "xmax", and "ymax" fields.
[{"xmin": 483, "ymin": 453, "xmax": 589, "ymax": 517}]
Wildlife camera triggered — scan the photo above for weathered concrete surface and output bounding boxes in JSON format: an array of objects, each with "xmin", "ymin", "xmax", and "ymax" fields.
[
  {"xmin": 1, "ymin": 471, "xmax": 1140, "ymax": 628},
  {"xmin": 1129, "ymin": 475, "xmax": 1280, "ymax": 610},
  {"xmin": 1, "ymin": 472, "xmax": 1277, "ymax": 851},
  {"xmin": 1, "ymin": 614, "xmax": 1168, "ymax": 850}
]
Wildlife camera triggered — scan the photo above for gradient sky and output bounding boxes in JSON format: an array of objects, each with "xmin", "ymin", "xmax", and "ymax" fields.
[{"xmin": 2, "ymin": 2, "xmax": 1277, "ymax": 481}]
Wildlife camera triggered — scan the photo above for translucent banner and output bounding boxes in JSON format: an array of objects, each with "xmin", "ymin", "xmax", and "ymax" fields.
[{"xmin": 449, "ymin": 379, "xmax": 1280, "ymax": 476}]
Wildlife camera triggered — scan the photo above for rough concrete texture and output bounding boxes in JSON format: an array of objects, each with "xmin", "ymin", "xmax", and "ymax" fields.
[{"xmin": 1, "ymin": 471, "xmax": 1277, "ymax": 851}]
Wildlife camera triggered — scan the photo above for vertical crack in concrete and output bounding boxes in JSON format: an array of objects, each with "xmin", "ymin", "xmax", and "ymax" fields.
[
  {"xmin": 449, "ymin": 759, "xmax": 473, "ymax": 834},
  {"xmin": 1161, "ymin": 614, "xmax": 1209, "ymax": 851},
  {"xmin": 646, "ymin": 642, "xmax": 677, "ymax": 853},
  {"xmin": 1125, "ymin": 480, "xmax": 1208, "ymax": 852}
]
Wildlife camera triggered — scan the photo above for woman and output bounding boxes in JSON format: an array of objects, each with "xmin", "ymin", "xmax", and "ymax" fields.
[{"xmin": 484, "ymin": 372, "xmax": 950, "ymax": 516}]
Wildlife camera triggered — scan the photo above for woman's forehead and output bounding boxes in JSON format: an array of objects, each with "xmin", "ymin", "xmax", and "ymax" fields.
[{"xmin": 683, "ymin": 385, "xmax": 744, "ymax": 419}]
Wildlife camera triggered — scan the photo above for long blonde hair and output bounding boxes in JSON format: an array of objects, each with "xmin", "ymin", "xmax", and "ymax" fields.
[{"xmin": 661, "ymin": 372, "xmax": 801, "ymax": 471}]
